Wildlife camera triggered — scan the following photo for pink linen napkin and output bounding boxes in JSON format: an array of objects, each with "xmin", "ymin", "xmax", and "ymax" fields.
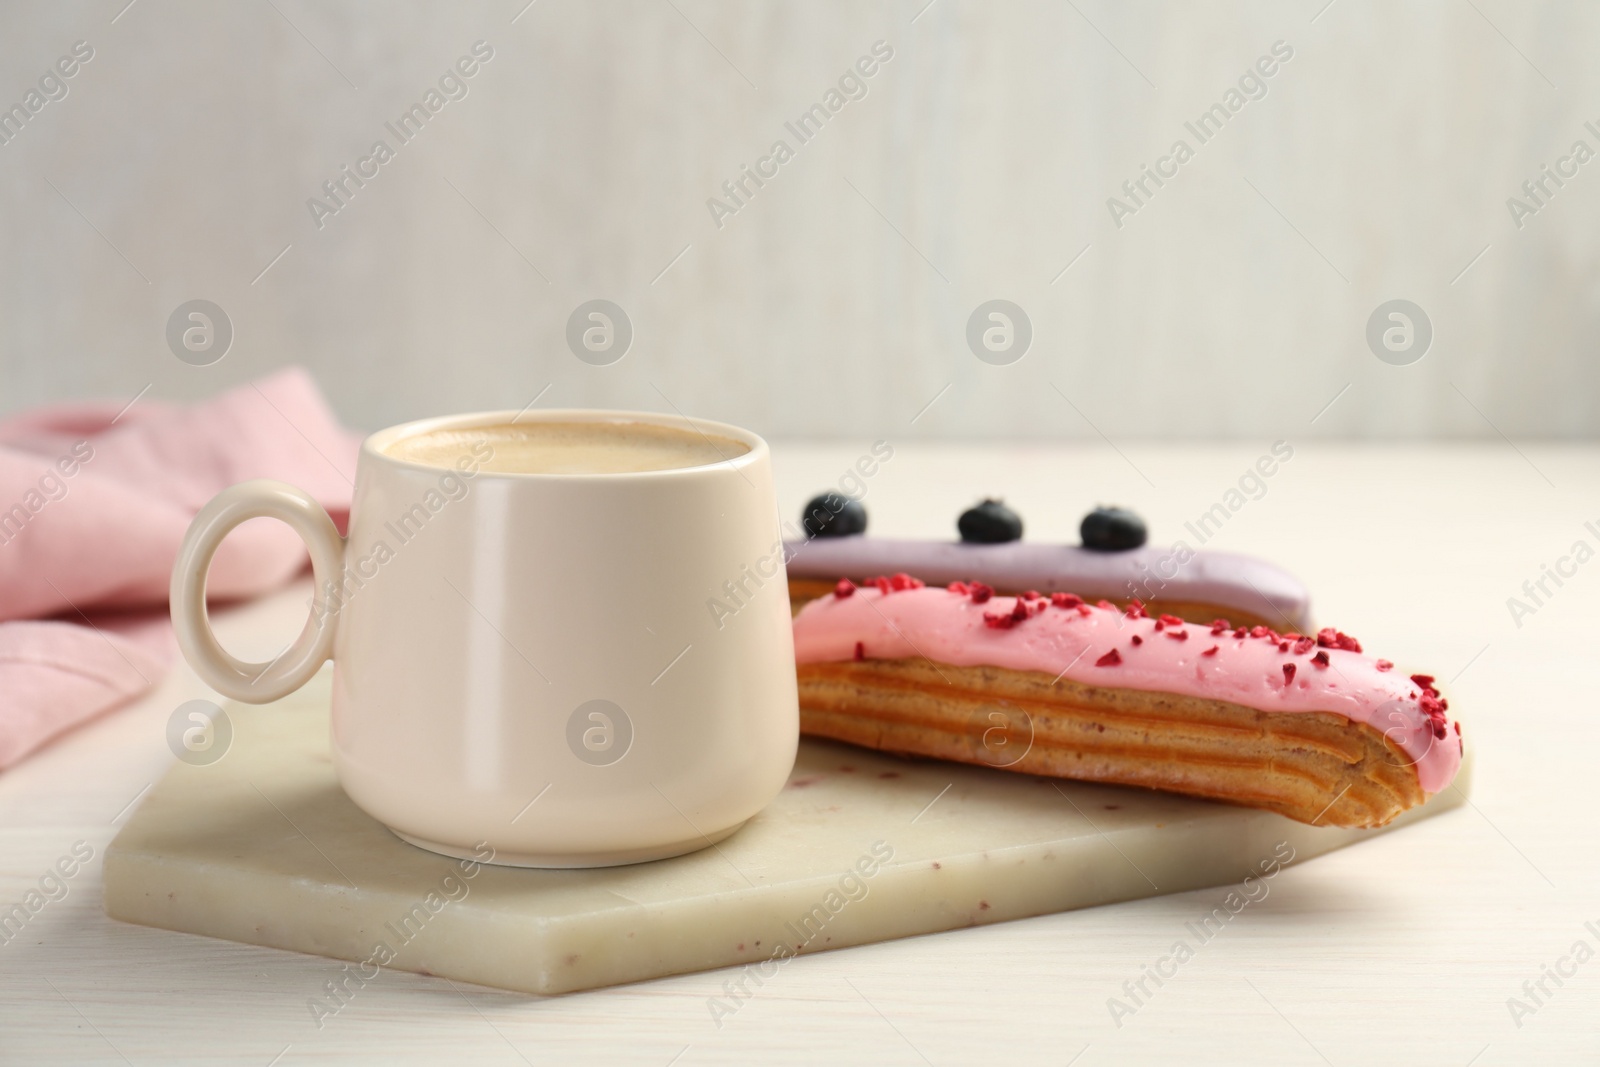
[{"xmin": 0, "ymin": 367, "xmax": 362, "ymax": 769}]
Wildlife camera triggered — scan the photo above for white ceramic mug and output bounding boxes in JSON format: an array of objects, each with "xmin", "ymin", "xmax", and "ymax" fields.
[{"xmin": 170, "ymin": 409, "xmax": 798, "ymax": 867}]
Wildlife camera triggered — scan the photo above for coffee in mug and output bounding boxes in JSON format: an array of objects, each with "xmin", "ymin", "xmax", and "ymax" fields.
[{"xmin": 384, "ymin": 419, "xmax": 750, "ymax": 475}]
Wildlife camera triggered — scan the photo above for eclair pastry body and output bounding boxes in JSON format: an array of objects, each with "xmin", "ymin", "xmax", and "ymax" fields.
[{"xmin": 792, "ymin": 582, "xmax": 1460, "ymax": 827}]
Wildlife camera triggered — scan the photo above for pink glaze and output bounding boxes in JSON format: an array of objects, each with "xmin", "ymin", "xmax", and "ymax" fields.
[{"xmin": 793, "ymin": 585, "xmax": 1461, "ymax": 795}]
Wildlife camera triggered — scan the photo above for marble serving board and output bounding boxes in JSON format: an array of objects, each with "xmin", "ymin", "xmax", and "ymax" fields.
[{"xmin": 104, "ymin": 670, "xmax": 1469, "ymax": 995}]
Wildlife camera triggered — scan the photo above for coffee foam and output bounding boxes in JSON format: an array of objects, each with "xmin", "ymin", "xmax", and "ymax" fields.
[{"xmin": 384, "ymin": 420, "xmax": 749, "ymax": 475}]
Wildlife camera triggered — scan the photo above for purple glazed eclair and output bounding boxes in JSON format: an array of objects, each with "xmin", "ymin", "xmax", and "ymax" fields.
[{"xmin": 783, "ymin": 498, "xmax": 1311, "ymax": 632}]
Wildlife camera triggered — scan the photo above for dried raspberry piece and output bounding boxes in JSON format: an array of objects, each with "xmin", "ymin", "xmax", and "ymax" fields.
[
  {"xmin": 889, "ymin": 572, "xmax": 924, "ymax": 591},
  {"xmin": 1277, "ymin": 641, "xmax": 1290, "ymax": 653},
  {"xmin": 1311, "ymin": 651, "xmax": 1330, "ymax": 668},
  {"xmin": 969, "ymin": 582, "xmax": 994, "ymax": 604},
  {"xmin": 1153, "ymin": 620, "xmax": 1164, "ymax": 632},
  {"xmin": 1097, "ymin": 599, "xmax": 1116, "ymax": 610},
  {"xmin": 1375, "ymin": 659, "xmax": 1393, "ymax": 672},
  {"xmin": 1022, "ymin": 590, "xmax": 1041, "ymax": 601},
  {"xmin": 1052, "ymin": 592, "xmax": 1084, "ymax": 609},
  {"xmin": 1131, "ymin": 634, "xmax": 1144, "ymax": 646},
  {"xmin": 1250, "ymin": 626, "xmax": 1272, "ymax": 639},
  {"xmin": 1210, "ymin": 619, "xmax": 1230, "ymax": 635},
  {"xmin": 1095, "ymin": 648, "xmax": 1122, "ymax": 667},
  {"xmin": 834, "ymin": 578, "xmax": 856, "ymax": 599},
  {"xmin": 1125, "ymin": 599, "xmax": 1149, "ymax": 619},
  {"xmin": 1293, "ymin": 636, "xmax": 1316, "ymax": 655},
  {"xmin": 1201, "ymin": 645, "xmax": 1219, "ymax": 657},
  {"xmin": 1233, "ymin": 627, "xmax": 1247, "ymax": 639},
  {"xmin": 1158, "ymin": 614, "xmax": 1185, "ymax": 628},
  {"xmin": 984, "ymin": 597, "xmax": 1034, "ymax": 629},
  {"xmin": 853, "ymin": 641, "xmax": 865, "ymax": 661},
  {"xmin": 873, "ymin": 576, "xmax": 892, "ymax": 595},
  {"xmin": 1410, "ymin": 674, "xmax": 1437, "ymax": 690},
  {"xmin": 948, "ymin": 581, "xmax": 969, "ymax": 595},
  {"xmin": 1316, "ymin": 627, "xmax": 1362, "ymax": 653},
  {"xmin": 1283, "ymin": 663, "xmax": 1296, "ymax": 685},
  {"xmin": 1076, "ymin": 603, "xmax": 1093, "ymax": 616},
  {"xmin": 1168, "ymin": 629, "xmax": 1189, "ymax": 641}
]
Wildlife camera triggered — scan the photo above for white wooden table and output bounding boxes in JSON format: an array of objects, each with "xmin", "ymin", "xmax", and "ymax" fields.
[{"xmin": 2, "ymin": 442, "xmax": 1595, "ymax": 1065}]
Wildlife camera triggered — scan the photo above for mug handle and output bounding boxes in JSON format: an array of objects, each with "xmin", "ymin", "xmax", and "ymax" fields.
[{"xmin": 170, "ymin": 479, "xmax": 345, "ymax": 704}]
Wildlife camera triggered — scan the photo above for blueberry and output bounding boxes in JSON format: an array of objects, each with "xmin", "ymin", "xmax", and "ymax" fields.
[
  {"xmin": 958, "ymin": 499, "xmax": 1023, "ymax": 544},
  {"xmin": 1080, "ymin": 507, "xmax": 1147, "ymax": 551},
  {"xmin": 802, "ymin": 493, "xmax": 867, "ymax": 537}
]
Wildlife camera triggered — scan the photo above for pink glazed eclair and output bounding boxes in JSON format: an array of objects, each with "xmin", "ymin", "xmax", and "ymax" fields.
[{"xmin": 792, "ymin": 576, "xmax": 1462, "ymax": 828}]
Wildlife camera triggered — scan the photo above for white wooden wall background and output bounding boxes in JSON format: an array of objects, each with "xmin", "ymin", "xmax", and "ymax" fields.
[{"xmin": 0, "ymin": 0, "xmax": 1595, "ymax": 440}]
